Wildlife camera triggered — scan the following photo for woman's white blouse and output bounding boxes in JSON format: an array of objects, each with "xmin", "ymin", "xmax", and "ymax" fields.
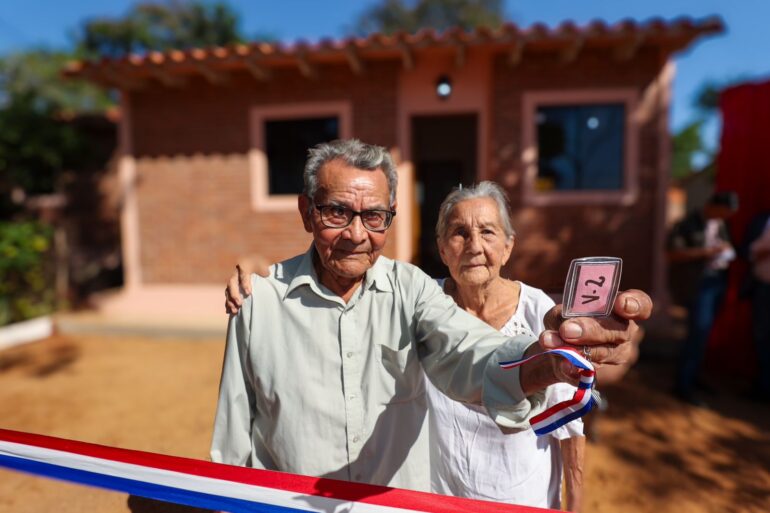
[{"xmin": 427, "ymin": 281, "xmax": 583, "ymax": 508}]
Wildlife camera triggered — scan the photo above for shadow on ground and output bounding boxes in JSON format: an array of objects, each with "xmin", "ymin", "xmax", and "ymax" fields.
[
  {"xmin": 0, "ymin": 338, "xmax": 80, "ymax": 377},
  {"xmin": 590, "ymin": 315, "xmax": 770, "ymax": 512}
]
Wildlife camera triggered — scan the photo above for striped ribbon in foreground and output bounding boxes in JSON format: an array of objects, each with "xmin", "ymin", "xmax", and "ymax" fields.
[
  {"xmin": 0, "ymin": 428, "xmax": 554, "ymax": 513},
  {"xmin": 499, "ymin": 347, "xmax": 596, "ymax": 436}
]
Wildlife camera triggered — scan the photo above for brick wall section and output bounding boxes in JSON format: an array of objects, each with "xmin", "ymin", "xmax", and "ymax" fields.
[
  {"xmin": 129, "ymin": 50, "xmax": 668, "ymax": 289},
  {"xmin": 130, "ymin": 61, "xmax": 399, "ymax": 283},
  {"xmin": 490, "ymin": 48, "xmax": 666, "ymax": 293}
]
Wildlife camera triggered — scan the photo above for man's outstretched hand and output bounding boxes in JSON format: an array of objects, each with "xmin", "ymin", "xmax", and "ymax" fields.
[
  {"xmin": 541, "ymin": 289, "xmax": 652, "ymax": 366},
  {"xmin": 520, "ymin": 289, "xmax": 651, "ymax": 394}
]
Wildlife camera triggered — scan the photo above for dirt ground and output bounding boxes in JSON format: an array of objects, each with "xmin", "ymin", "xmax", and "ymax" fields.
[{"xmin": 0, "ymin": 334, "xmax": 768, "ymax": 513}]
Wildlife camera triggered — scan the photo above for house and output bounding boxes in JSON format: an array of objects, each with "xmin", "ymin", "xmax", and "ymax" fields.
[{"xmin": 66, "ymin": 17, "xmax": 722, "ymax": 313}]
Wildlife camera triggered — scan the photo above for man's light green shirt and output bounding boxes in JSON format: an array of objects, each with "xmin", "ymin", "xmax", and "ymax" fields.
[{"xmin": 210, "ymin": 247, "xmax": 544, "ymax": 492}]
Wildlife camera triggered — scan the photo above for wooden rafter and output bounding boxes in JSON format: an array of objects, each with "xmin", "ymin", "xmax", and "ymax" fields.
[
  {"xmin": 396, "ymin": 40, "xmax": 414, "ymax": 70},
  {"xmin": 296, "ymin": 51, "xmax": 318, "ymax": 79},
  {"xmin": 508, "ymin": 40, "xmax": 524, "ymax": 67},
  {"xmin": 193, "ymin": 62, "xmax": 229, "ymax": 85},
  {"xmin": 244, "ymin": 59, "xmax": 272, "ymax": 81},
  {"xmin": 149, "ymin": 66, "xmax": 186, "ymax": 88},
  {"xmin": 100, "ymin": 67, "xmax": 146, "ymax": 90},
  {"xmin": 613, "ymin": 33, "xmax": 645, "ymax": 61},
  {"xmin": 559, "ymin": 37, "xmax": 584, "ymax": 64},
  {"xmin": 344, "ymin": 46, "xmax": 365, "ymax": 75},
  {"xmin": 453, "ymin": 41, "xmax": 466, "ymax": 68}
]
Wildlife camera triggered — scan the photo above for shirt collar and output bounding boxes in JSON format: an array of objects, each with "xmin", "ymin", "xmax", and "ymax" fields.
[
  {"xmin": 366, "ymin": 254, "xmax": 394, "ymax": 293},
  {"xmin": 284, "ymin": 245, "xmax": 393, "ymax": 300},
  {"xmin": 284, "ymin": 245, "xmax": 324, "ymax": 300}
]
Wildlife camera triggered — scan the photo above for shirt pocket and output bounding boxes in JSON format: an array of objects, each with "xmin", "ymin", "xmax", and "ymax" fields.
[{"xmin": 378, "ymin": 343, "xmax": 424, "ymax": 404}]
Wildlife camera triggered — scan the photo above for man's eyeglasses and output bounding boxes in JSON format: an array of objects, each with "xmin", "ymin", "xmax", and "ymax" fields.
[{"xmin": 314, "ymin": 204, "xmax": 396, "ymax": 232}]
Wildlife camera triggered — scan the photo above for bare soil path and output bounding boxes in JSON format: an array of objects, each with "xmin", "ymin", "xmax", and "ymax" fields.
[{"xmin": 0, "ymin": 335, "xmax": 768, "ymax": 513}]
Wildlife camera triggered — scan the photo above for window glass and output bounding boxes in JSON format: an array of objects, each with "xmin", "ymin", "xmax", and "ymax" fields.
[
  {"xmin": 536, "ymin": 104, "xmax": 624, "ymax": 191},
  {"xmin": 265, "ymin": 117, "xmax": 339, "ymax": 195}
]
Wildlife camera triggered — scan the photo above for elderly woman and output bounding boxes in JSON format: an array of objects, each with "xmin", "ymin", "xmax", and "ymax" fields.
[
  {"xmin": 427, "ymin": 181, "xmax": 583, "ymax": 511},
  {"xmin": 225, "ymin": 181, "xmax": 584, "ymax": 511}
]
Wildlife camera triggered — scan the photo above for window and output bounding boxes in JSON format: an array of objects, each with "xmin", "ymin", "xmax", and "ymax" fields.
[
  {"xmin": 536, "ymin": 104, "xmax": 624, "ymax": 191},
  {"xmin": 250, "ymin": 102, "xmax": 352, "ymax": 211},
  {"xmin": 265, "ymin": 117, "xmax": 339, "ymax": 195},
  {"xmin": 521, "ymin": 90, "xmax": 639, "ymax": 206}
]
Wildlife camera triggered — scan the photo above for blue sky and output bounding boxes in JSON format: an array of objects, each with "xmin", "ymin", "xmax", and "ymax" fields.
[{"xmin": 1, "ymin": 0, "xmax": 769, "ymax": 149}]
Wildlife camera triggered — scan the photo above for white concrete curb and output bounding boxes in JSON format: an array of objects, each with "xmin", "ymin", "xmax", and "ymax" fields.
[{"xmin": 0, "ymin": 316, "xmax": 54, "ymax": 351}]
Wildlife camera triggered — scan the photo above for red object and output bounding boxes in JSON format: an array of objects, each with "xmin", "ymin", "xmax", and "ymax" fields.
[
  {"xmin": 708, "ymin": 79, "xmax": 770, "ymax": 376},
  {"xmin": 0, "ymin": 428, "xmax": 554, "ymax": 513}
]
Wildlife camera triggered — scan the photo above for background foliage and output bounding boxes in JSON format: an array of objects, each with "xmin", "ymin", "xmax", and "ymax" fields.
[
  {"xmin": 350, "ymin": 0, "xmax": 504, "ymax": 35},
  {"xmin": 0, "ymin": 222, "xmax": 55, "ymax": 326},
  {"xmin": 76, "ymin": 1, "xmax": 244, "ymax": 59}
]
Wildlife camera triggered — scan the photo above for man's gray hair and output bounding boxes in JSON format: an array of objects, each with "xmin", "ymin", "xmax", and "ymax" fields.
[
  {"xmin": 435, "ymin": 181, "xmax": 516, "ymax": 240},
  {"xmin": 304, "ymin": 139, "xmax": 398, "ymax": 204}
]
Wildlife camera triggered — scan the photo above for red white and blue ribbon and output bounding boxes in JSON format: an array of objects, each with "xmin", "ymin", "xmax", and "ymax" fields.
[
  {"xmin": 0, "ymin": 428, "xmax": 554, "ymax": 513},
  {"xmin": 499, "ymin": 348, "xmax": 595, "ymax": 436}
]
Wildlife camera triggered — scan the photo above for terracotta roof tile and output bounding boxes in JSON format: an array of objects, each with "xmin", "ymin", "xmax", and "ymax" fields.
[{"xmin": 65, "ymin": 16, "xmax": 724, "ymax": 85}]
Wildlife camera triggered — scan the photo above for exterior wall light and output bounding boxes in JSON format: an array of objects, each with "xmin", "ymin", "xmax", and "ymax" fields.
[{"xmin": 436, "ymin": 75, "xmax": 452, "ymax": 100}]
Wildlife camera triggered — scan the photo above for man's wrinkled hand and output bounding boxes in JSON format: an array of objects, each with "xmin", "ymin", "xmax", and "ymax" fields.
[
  {"xmin": 540, "ymin": 289, "xmax": 652, "ymax": 367},
  {"xmin": 224, "ymin": 255, "xmax": 271, "ymax": 314}
]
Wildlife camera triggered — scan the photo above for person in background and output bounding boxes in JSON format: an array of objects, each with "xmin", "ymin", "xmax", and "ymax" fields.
[
  {"xmin": 742, "ymin": 211, "xmax": 770, "ymax": 402},
  {"xmin": 667, "ymin": 191, "xmax": 739, "ymax": 406}
]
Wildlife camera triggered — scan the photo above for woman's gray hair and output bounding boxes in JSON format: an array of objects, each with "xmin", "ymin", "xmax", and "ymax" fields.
[
  {"xmin": 304, "ymin": 139, "xmax": 398, "ymax": 205},
  {"xmin": 435, "ymin": 181, "xmax": 516, "ymax": 240}
]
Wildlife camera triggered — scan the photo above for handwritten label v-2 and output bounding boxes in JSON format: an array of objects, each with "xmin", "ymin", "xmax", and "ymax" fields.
[{"xmin": 580, "ymin": 276, "xmax": 606, "ymax": 304}]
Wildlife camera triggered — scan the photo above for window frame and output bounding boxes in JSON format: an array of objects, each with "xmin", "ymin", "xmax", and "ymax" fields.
[
  {"xmin": 249, "ymin": 101, "xmax": 352, "ymax": 212},
  {"xmin": 521, "ymin": 89, "xmax": 639, "ymax": 206}
]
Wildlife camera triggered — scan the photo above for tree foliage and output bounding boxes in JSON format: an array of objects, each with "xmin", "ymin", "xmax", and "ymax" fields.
[
  {"xmin": 350, "ymin": 0, "xmax": 506, "ymax": 35},
  {"xmin": 693, "ymin": 80, "xmax": 721, "ymax": 114},
  {"xmin": 693, "ymin": 75, "xmax": 758, "ymax": 114},
  {"xmin": 0, "ymin": 221, "xmax": 55, "ymax": 325},
  {"xmin": 0, "ymin": 50, "xmax": 112, "ymax": 115},
  {"xmin": 76, "ymin": 0, "xmax": 244, "ymax": 59},
  {"xmin": 0, "ymin": 1, "xmax": 249, "ymax": 216},
  {"xmin": 671, "ymin": 120, "xmax": 708, "ymax": 180},
  {"xmin": 671, "ymin": 75, "xmax": 754, "ymax": 179},
  {"xmin": 0, "ymin": 90, "xmax": 89, "ymax": 219}
]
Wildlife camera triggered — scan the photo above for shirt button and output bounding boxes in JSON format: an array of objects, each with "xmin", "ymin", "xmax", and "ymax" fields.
[
  {"xmin": 352, "ymin": 436, "xmax": 360, "ymax": 443},
  {"xmin": 349, "ymin": 394, "xmax": 356, "ymax": 400},
  {"xmin": 346, "ymin": 352, "xmax": 353, "ymax": 358}
]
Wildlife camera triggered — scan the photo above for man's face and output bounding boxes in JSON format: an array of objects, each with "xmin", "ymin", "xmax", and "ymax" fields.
[{"xmin": 299, "ymin": 159, "xmax": 392, "ymax": 282}]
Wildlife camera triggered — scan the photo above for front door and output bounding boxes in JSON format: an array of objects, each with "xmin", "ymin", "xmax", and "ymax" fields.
[{"xmin": 411, "ymin": 114, "xmax": 478, "ymax": 278}]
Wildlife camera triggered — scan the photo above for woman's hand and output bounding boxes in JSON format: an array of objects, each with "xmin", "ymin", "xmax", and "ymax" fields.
[{"xmin": 224, "ymin": 255, "xmax": 271, "ymax": 314}]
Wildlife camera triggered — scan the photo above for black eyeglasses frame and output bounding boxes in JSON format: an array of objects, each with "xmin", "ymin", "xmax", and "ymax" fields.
[{"xmin": 313, "ymin": 204, "xmax": 396, "ymax": 232}]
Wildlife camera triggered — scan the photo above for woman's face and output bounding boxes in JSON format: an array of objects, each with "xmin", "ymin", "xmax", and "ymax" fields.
[{"xmin": 438, "ymin": 197, "xmax": 514, "ymax": 287}]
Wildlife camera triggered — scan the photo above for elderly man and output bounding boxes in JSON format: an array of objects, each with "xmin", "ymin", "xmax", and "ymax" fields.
[{"xmin": 211, "ymin": 139, "xmax": 650, "ymax": 492}]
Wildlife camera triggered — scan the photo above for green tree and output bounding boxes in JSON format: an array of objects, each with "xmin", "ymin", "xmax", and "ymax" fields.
[
  {"xmin": 0, "ymin": 50, "xmax": 112, "ymax": 115},
  {"xmin": 0, "ymin": 89, "xmax": 87, "ymax": 217},
  {"xmin": 0, "ymin": 49, "xmax": 114, "ymax": 212},
  {"xmin": 692, "ymin": 75, "xmax": 753, "ymax": 114},
  {"xmin": 76, "ymin": 0, "xmax": 244, "ymax": 59},
  {"xmin": 670, "ymin": 76, "xmax": 753, "ymax": 179},
  {"xmin": 0, "ymin": 221, "xmax": 55, "ymax": 325},
  {"xmin": 350, "ymin": 0, "xmax": 505, "ymax": 35},
  {"xmin": 0, "ymin": 1, "xmax": 248, "ymax": 214},
  {"xmin": 671, "ymin": 120, "xmax": 708, "ymax": 180}
]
